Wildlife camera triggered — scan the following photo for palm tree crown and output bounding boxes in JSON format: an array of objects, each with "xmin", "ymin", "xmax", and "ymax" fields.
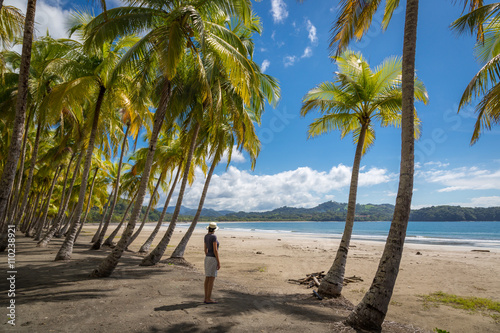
[{"xmin": 301, "ymin": 49, "xmax": 428, "ymax": 152}]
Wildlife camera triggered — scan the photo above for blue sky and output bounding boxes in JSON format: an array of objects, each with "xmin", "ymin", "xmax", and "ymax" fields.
[{"xmin": 9, "ymin": 0, "xmax": 500, "ymax": 212}]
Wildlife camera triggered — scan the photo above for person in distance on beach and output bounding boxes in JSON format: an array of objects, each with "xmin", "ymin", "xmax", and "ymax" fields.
[{"xmin": 204, "ymin": 222, "xmax": 220, "ymax": 304}]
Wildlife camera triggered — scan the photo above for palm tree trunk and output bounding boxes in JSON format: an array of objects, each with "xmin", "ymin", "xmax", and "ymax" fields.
[
  {"xmin": 55, "ymin": 86, "xmax": 105, "ymax": 261},
  {"xmin": 32, "ymin": 186, "xmax": 50, "ymax": 240},
  {"xmin": 139, "ymin": 164, "xmax": 181, "ymax": 253},
  {"xmin": 54, "ymin": 151, "xmax": 76, "ymax": 224},
  {"xmin": 8, "ymin": 106, "xmax": 34, "ymax": 225},
  {"xmin": 15, "ymin": 117, "xmax": 42, "ymax": 224},
  {"xmin": 91, "ymin": 190, "xmax": 112, "ymax": 243},
  {"xmin": 34, "ymin": 165, "xmax": 62, "ymax": 241},
  {"xmin": 38, "ymin": 150, "xmax": 83, "ymax": 247},
  {"xmin": 90, "ymin": 82, "xmax": 171, "ymax": 277},
  {"xmin": 0, "ymin": 0, "xmax": 37, "ymax": 249},
  {"xmin": 57, "ymin": 203, "xmax": 76, "ymax": 238},
  {"xmin": 141, "ymin": 122, "xmax": 201, "ymax": 266},
  {"xmin": 76, "ymin": 167, "xmax": 99, "ymax": 240},
  {"xmin": 345, "ymin": 1, "xmax": 419, "ymax": 330},
  {"xmin": 170, "ymin": 159, "xmax": 216, "ymax": 259},
  {"xmin": 103, "ymin": 191, "xmax": 137, "ymax": 247},
  {"xmin": 126, "ymin": 174, "xmax": 163, "ymax": 249},
  {"xmin": 91, "ymin": 123, "xmax": 129, "ymax": 249},
  {"xmin": 319, "ymin": 122, "xmax": 368, "ymax": 297},
  {"xmin": 20, "ymin": 193, "xmax": 33, "ymax": 233},
  {"xmin": 25, "ymin": 190, "xmax": 41, "ymax": 237}
]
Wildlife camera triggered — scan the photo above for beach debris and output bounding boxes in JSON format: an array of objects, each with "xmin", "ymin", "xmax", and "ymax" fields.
[
  {"xmin": 471, "ymin": 249, "xmax": 490, "ymax": 253},
  {"xmin": 312, "ymin": 290, "xmax": 323, "ymax": 300},
  {"xmin": 416, "ymin": 251, "xmax": 422, "ymax": 255},
  {"xmin": 288, "ymin": 272, "xmax": 363, "ymax": 288},
  {"xmin": 277, "ymin": 239, "xmax": 281, "ymax": 241},
  {"xmin": 256, "ymin": 251, "xmax": 263, "ymax": 255}
]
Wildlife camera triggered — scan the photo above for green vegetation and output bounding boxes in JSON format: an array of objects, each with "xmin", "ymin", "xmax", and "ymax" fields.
[
  {"xmin": 83, "ymin": 200, "xmax": 500, "ymax": 222},
  {"xmin": 216, "ymin": 201, "xmax": 500, "ymax": 222},
  {"xmin": 434, "ymin": 329, "xmax": 450, "ymax": 333},
  {"xmin": 423, "ymin": 291, "xmax": 500, "ymax": 322}
]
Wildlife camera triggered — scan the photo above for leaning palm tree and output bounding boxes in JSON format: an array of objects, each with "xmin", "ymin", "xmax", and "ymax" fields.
[
  {"xmin": 87, "ymin": 0, "xmax": 255, "ymax": 277},
  {"xmin": 301, "ymin": 50, "xmax": 427, "ymax": 297},
  {"xmin": 53, "ymin": 14, "xmax": 139, "ymax": 261},
  {"xmin": 452, "ymin": 3, "xmax": 500, "ymax": 143},
  {"xmin": 168, "ymin": 12, "xmax": 278, "ymax": 260},
  {"xmin": 0, "ymin": 0, "xmax": 36, "ymax": 248},
  {"xmin": 327, "ymin": 0, "xmax": 482, "ymax": 330}
]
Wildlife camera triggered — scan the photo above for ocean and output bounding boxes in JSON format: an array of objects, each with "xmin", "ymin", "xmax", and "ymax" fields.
[{"xmin": 189, "ymin": 221, "xmax": 500, "ymax": 249}]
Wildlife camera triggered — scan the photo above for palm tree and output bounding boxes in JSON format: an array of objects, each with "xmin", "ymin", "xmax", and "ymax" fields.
[
  {"xmin": 452, "ymin": 3, "xmax": 500, "ymax": 143},
  {"xmin": 301, "ymin": 50, "xmax": 427, "ymax": 297},
  {"xmin": 138, "ymin": 133, "xmax": 185, "ymax": 253},
  {"xmin": 0, "ymin": 4, "xmax": 24, "ymax": 48},
  {"xmin": 326, "ymin": 0, "xmax": 482, "ymax": 330},
  {"xmin": 52, "ymin": 14, "xmax": 139, "ymax": 260},
  {"xmin": 90, "ymin": 125, "xmax": 131, "ymax": 250},
  {"xmin": 0, "ymin": 0, "xmax": 36, "ymax": 247},
  {"xmin": 88, "ymin": 0, "xmax": 255, "ymax": 277}
]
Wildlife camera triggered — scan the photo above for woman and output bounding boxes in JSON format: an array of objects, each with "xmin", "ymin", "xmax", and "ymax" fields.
[{"xmin": 204, "ymin": 222, "xmax": 220, "ymax": 304}]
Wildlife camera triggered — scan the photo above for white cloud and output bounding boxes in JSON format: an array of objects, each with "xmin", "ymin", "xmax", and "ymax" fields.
[
  {"xmin": 417, "ymin": 166, "xmax": 500, "ymax": 192},
  {"xmin": 301, "ymin": 46, "xmax": 312, "ymax": 58},
  {"xmin": 424, "ymin": 161, "xmax": 450, "ymax": 168},
  {"xmin": 306, "ymin": 20, "xmax": 318, "ymax": 44},
  {"xmin": 284, "ymin": 55, "xmax": 297, "ymax": 67},
  {"xmin": 219, "ymin": 146, "xmax": 246, "ymax": 165},
  {"xmin": 7, "ymin": 0, "xmax": 71, "ymax": 40},
  {"xmin": 452, "ymin": 196, "xmax": 500, "ymax": 207},
  {"xmin": 163, "ymin": 164, "xmax": 393, "ymax": 212},
  {"xmin": 270, "ymin": 0, "xmax": 288, "ymax": 23},
  {"xmin": 261, "ymin": 59, "xmax": 270, "ymax": 73}
]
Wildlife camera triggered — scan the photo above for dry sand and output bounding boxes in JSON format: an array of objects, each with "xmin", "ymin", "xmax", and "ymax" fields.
[{"xmin": 3, "ymin": 223, "xmax": 500, "ymax": 332}]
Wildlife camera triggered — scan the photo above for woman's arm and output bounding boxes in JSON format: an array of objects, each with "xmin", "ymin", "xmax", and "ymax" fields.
[
  {"xmin": 204, "ymin": 241, "xmax": 208, "ymax": 256},
  {"xmin": 213, "ymin": 241, "xmax": 220, "ymax": 270}
]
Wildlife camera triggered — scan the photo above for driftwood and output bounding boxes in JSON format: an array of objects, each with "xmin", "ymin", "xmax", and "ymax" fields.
[
  {"xmin": 288, "ymin": 271, "xmax": 363, "ymax": 288},
  {"xmin": 471, "ymin": 249, "xmax": 490, "ymax": 253}
]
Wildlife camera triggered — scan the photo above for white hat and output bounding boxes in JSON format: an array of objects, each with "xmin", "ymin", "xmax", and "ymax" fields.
[{"xmin": 206, "ymin": 222, "xmax": 219, "ymax": 231}]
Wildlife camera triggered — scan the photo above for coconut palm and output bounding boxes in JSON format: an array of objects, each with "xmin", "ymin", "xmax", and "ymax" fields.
[
  {"xmin": 141, "ymin": 9, "xmax": 277, "ymax": 267},
  {"xmin": 452, "ymin": 3, "xmax": 500, "ymax": 143},
  {"xmin": 51, "ymin": 14, "xmax": 140, "ymax": 260},
  {"xmin": 0, "ymin": 4, "xmax": 24, "ymax": 48},
  {"xmin": 169, "ymin": 13, "xmax": 278, "ymax": 260},
  {"xmin": 301, "ymin": 50, "xmax": 427, "ymax": 297},
  {"xmin": 0, "ymin": 0, "xmax": 36, "ymax": 247},
  {"xmin": 87, "ymin": 0, "xmax": 255, "ymax": 277},
  {"xmin": 327, "ymin": 0, "xmax": 482, "ymax": 330}
]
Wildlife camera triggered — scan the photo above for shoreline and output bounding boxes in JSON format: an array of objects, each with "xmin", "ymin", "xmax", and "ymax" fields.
[{"xmin": 162, "ymin": 221, "xmax": 500, "ymax": 250}]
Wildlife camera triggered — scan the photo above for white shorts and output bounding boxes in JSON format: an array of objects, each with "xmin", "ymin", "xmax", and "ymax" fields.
[{"xmin": 204, "ymin": 256, "xmax": 218, "ymax": 277}]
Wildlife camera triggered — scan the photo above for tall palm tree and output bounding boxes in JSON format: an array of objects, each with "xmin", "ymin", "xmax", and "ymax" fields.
[
  {"xmin": 53, "ymin": 16, "xmax": 139, "ymax": 260},
  {"xmin": 327, "ymin": 0, "xmax": 482, "ymax": 330},
  {"xmin": 138, "ymin": 130, "xmax": 185, "ymax": 253},
  {"xmin": 301, "ymin": 50, "xmax": 427, "ymax": 297},
  {"xmin": 90, "ymin": 125, "xmax": 130, "ymax": 250},
  {"xmin": 88, "ymin": 0, "xmax": 255, "ymax": 277},
  {"xmin": 0, "ymin": 0, "xmax": 36, "ymax": 246},
  {"xmin": 452, "ymin": 3, "xmax": 500, "ymax": 143}
]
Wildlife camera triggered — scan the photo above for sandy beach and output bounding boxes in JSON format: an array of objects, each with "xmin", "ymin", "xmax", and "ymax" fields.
[{"xmin": 4, "ymin": 223, "xmax": 500, "ymax": 332}]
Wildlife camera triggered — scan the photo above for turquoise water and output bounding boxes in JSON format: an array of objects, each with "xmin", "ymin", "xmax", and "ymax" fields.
[{"xmin": 191, "ymin": 221, "xmax": 500, "ymax": 248}]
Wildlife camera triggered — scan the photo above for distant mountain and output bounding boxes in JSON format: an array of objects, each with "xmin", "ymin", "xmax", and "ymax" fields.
[
  {"xmin": 218, "ymin": 201, "xmax": 395, "ymax": 221},
  {"xmin": 218, "ymin": 202, "xmax": 500, "ymax": 222},
  {"xmin": 86, "ymin": 199, "xmax": 500, "ymax": 223},
  {"xmin": 164, "ymin": 206, "xmax": 235, "ymax": 218}
]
